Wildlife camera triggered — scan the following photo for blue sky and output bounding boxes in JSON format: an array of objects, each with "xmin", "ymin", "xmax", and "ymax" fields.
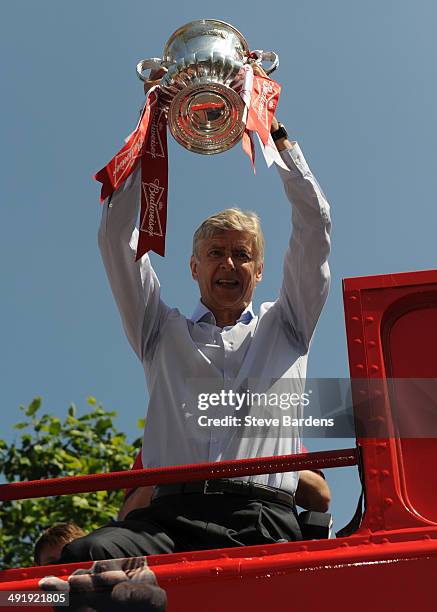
[{"xmin": 2, "ymin": 1, "xmax": 436, "ymax": 531}]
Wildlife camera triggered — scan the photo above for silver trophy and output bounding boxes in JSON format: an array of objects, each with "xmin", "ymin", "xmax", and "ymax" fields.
[{"xmin": 136, "ymin": 19, "xmax": 279, "ymax": 154}]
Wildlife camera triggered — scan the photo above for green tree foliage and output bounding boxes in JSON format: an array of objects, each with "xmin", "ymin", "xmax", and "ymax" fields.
[{"xmin": 0, "ymin": 397, "xmax": 143, "ymax": 570}]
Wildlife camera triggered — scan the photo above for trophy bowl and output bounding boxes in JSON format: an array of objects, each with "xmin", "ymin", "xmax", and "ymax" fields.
[{"xmin": 137, "ymin": 19, "xmax": 278, "ymax": 155}]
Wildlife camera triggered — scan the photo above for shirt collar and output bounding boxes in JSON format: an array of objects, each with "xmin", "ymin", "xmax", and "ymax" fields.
[{"xmin": 190, "ymin": 300, "xmax": 255, "ymax": 326}]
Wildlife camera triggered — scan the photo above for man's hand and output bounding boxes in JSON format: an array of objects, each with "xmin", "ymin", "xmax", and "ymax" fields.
[
  {"xmin": 143, "ymin": 67, "xmax": 167, "ymax": 95},
  {"xmin": 251, "ymin": 62, "xmax": 268, "ymax": 79},
  {"xmin": 295, "ymin": 470, "xmax": 331, "ymax": 513},
  {"xmin": 118, "ymin": 486, "xmax": 154, "ymax": 520}
]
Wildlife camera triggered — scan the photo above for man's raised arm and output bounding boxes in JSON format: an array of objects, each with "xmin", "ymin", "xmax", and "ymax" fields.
[
  {"xmin": 274, "ymin": 124, "xmax": 331, "ymax": 349},
  {"xmin": 98, "ymin": 165, "xmax": 170, "ymax": 361}
]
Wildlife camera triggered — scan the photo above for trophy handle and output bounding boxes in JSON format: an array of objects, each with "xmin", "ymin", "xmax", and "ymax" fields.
[
  {"xmin": 250, "ymin": 50, "xmax": 279, "ymax": 75},
  {"xmin": 136, "ymin": 58, "xmax": 170, "ymax": 82}
]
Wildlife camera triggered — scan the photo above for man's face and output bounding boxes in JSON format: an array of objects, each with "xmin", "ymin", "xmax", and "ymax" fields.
[
  {"xmin": 190, "ymin": 230, "xmax": 263, "ymax": 316},
  {"xmin": 39, "ymin": 541, "xmax": 66, "ymax": 566}
]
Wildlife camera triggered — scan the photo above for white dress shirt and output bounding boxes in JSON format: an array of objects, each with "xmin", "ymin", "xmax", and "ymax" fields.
[{"xmin": 98, "ymin": 144, "xmax": 331, "ymax": 495}]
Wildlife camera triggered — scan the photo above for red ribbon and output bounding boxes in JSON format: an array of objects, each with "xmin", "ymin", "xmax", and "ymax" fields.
[
  {"xmin": 242, "ymin": 129, "xmax": 256, "ymax": 172},
  {"xmin": 137, "ymin": 104, "xmax": 168, "ymax": 259},
  {"xmin": 94, "ymin": 91, "xmax": 158, "ymax": 202},
  {"xmin": 246, "ymin": 74, "xmax": 281, "ymax": 145},
  {"xmin": 94, "ymin": 90, "xmax": 169, "ymax": 259}
]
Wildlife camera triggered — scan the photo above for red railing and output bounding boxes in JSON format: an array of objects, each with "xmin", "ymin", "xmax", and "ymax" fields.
[{"xmin": 0, "ymin": 448, "xmax": 358, "ymax": 501}]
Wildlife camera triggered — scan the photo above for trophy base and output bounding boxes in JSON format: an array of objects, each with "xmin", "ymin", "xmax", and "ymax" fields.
[{"xmin": 167, "ymin": 82, "xmax": 245, "ymax": 155}]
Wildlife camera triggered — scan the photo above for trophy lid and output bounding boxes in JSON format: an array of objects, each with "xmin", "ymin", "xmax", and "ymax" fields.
[{"xmin": 163, "ymin": 19, "xmax": 250, "ymax": 62}]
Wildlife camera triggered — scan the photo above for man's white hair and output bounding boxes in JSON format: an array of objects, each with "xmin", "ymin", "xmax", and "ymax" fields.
[{"xmin": 192, "ymin": 208, "xmax": 264, "ymax": 263}]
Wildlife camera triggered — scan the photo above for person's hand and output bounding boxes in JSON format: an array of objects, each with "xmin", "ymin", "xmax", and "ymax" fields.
[
  {"xmin": 118, "ymin": 486, "xmax": 154, "ymax": 520},
  {"xmin": 251, "ymin": 62, "xmax": 268, "ymax": 79},
  {"xmin": 143, "ymin": 67, "xmax": 167, "ymax": 95},
  {"xmin": 39, "ymin": 557, "xmax": 167, "ymax": 611},
  {"xmin": 296, "ymin": 470, "xmax": 331, "ymax": 512}
]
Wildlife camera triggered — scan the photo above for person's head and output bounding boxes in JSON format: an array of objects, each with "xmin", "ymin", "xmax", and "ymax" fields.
[
  {"xmin": 34, "ymin": 522, "xmax": 86, "ymax": 566},
  {"xmin": 190, "ymin": 208, "xmax": 264, "ymax": 321}
]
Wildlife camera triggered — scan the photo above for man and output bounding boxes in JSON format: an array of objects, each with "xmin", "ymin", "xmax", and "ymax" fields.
[
  {"xmin": 34, "ymin": 522, "xmax": 86, "ymax": 566},
  {"xmin": 60, "ymin": 68, "xmax": 331, "ymax": 563}
]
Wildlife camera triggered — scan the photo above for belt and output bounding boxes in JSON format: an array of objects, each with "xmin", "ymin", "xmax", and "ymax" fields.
[{"xmin": 151, "ymin": 479, "xmax": 295, "ymax": 508}]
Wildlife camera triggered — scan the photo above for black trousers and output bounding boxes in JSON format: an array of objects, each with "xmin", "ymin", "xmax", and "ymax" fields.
[{"xmin": 60, "ymin": 493, "xmax": 302, "ymax": 563}]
